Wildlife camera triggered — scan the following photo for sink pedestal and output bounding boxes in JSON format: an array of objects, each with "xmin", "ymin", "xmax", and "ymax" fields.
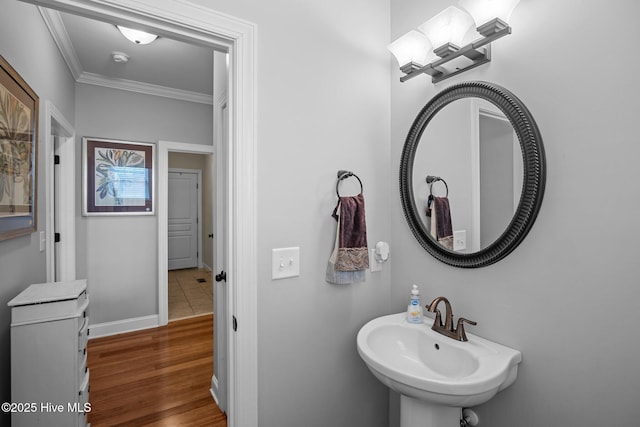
[{"xmin": 400, "ymin": 395, "xmax": 459, "ymax": 427}]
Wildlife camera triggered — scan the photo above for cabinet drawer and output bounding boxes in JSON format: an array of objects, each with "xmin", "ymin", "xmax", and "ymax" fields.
[{"xmin": 78, "ymin": 317, "xmax": 89, "ymax": 352}]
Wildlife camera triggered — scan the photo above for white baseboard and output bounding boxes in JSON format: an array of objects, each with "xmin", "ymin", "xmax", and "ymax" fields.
[
  {"xmin": 211, "ymin": 384, "xmax": 226, "ymax": 414},
  {"xmin": 211, "ymin": 374, "xmax": 227, "ymax": 413},
  {"xmin": 203, "ymin": 262, "xmax": 213, "ymax": 272},
  {"xmin": 211, "ymin": 374, "xmax": 220, "ymax": 405},
  {"xmin": 210, "ymin": 386, "xmax": 220, "ymax": 406},
  {"xmin": 89, "ymin": 315, "xmax": 160, "ymax": 339}
]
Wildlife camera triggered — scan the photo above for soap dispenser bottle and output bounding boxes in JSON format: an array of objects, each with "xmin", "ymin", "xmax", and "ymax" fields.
[{"xmin": 406, "ymin": 284, "xmax": 423, "ymax": 324}]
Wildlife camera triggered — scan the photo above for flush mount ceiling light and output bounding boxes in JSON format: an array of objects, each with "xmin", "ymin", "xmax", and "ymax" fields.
[
  {"xmin": 388, "ymin": 0, "xmax": 520, "ymax": 83},
  {"xmin": 116, "ymin": 25, "xmax": 158, "ymax": 45}
]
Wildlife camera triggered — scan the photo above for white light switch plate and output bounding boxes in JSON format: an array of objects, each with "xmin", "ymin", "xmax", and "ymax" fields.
[{"xmin": 272, "ymin": 247, "xmax": 300, "ymax": 279}]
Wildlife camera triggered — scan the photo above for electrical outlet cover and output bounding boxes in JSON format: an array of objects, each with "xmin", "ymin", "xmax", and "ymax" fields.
[{"xmin": 453, "ymin": 230, "xmax": 466, "ymax": 251}]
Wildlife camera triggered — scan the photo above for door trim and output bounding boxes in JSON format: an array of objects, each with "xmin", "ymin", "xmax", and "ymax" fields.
[
  {"xmin": 44, "ymin": 100, "xmax": 76, "ymax": 282},
  {"xmin": 159, "ymin": 144, "xmax": 213, "ymax": 324},
  {"xmin": 23, "ymin": 2, "xmax": 258, "ymax": 426},
  {"xmin": 168, "ymin": 168, "xmax": 203, "ymax": 269}
]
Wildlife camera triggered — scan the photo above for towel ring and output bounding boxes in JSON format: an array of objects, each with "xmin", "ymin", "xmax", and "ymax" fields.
[
  {"xmin": 426, "ymin": 175, "xmax": 448, "ymax": 198},
  {"xmin": 336, "ymin": 170, "xmax": 363, "ymax": 197}
]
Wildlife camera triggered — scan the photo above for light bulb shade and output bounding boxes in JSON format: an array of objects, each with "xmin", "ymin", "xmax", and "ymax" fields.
[
  {"xmin": 117, "ymin": 26, "xmax": 158, "ymax": 45},
  {"xmin": 458, "ymin": 0, "xmax": 520, "ymax": 27},
  {"xmin": 387, "ymin": 30, "xmax": 434, "ymax": 69},
  {"xmin": 418, "ymin": 6, "xmax": 475, "ymax": 50}
]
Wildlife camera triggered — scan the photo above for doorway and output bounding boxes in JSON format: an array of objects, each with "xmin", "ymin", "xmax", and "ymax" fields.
[
  {"xmin": 44, "ymin": 100, "xmax": 76, "ymax": 283},
  {"xmin": 167, "ymin": 154, "xmax": 215, "ymax": 322},
  {"xmin": 27, "ymin": 1, "xmax": 258, "ymax": 426},
  {"xmin": 470, "ymin": 99, "xmax": 522, "ymax": 253},
  {"xmin": 479, "ymin": 114, "xmax": 518, "ymax": 247}
]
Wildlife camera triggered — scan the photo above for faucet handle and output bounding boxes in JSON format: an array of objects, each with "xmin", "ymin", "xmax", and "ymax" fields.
[
  {"xmin": 455, "ymin": 317, "xmax": 477, "ymax": 342},
  {"xmin": 431, "ymin": 308, "xmax": 443, "ymax": 328}
]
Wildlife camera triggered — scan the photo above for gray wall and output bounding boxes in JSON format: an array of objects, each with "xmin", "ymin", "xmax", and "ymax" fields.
[
  {"xmin": 191, "ymin": 0, "xmax": 392, "ymax": 426},
  {"xmin": 391, "ymin": 0, "xmax": 640, "ymax": 426},
  {"xmin": 75, "ymin": 84, "xmax": 213, "ymax": 324},
  {"xmin": 9, "ymin": 1, "xmax": 629, "ymax": 426},
  {"xmin": 0, "ymin": 1, "xmax": 76, "ymax": 422}
]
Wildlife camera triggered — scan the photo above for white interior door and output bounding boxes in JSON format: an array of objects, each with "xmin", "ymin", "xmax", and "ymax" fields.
[
  {"xmin": 168, "ymin": 170, "xmax": 199, "ymax": 270},
  {"xmin": 212, "ymin": 95, "xmax": 229, "ymax": 412}
]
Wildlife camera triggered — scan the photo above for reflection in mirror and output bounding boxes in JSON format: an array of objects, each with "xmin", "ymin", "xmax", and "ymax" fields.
[
  {"xmin": 412, "ymin": 99, "xmax": 522, "ymax": 253},
  {"xmin": 399, "ymin": 81, "xmax": 546, "ymax": 268},
  {"xmin": 478, "ymin": 103, "xmax": 522, "ymax": 249}
]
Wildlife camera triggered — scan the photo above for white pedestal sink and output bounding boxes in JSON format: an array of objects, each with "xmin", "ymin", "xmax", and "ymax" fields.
[{"xmin": 357, "ymin": 313, "xmax": 522, "ymax": 427}]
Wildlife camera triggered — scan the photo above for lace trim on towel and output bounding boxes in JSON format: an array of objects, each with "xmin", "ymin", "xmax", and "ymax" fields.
[{"xmin": 335, "ymin": 247, "xmax": 369, "ymax": 271}]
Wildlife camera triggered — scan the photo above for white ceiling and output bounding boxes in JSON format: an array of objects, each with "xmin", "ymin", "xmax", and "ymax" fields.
[{"xmin": 40, "ymin": 8, "xmax": 215, "ymax": 105}]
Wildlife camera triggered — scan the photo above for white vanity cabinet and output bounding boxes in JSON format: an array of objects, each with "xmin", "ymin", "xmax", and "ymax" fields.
[{"xmin": 8, "ymin": 279, "xmax": 90, "ymax": 427}]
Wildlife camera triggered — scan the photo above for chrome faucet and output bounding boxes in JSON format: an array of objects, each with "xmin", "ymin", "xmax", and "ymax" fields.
[{"xmin": 426, "ymin": 296, "xmax": 477, "ymax": 342}]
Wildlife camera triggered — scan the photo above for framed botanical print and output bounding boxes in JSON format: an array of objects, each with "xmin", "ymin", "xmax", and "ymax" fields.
[
  {"xmin": 82, "ymin": 137, "xmax": 155, "ymax": 215},
  {"xmin": 0, "ymin": 55, "xmax": 39, "ymax": 241}
]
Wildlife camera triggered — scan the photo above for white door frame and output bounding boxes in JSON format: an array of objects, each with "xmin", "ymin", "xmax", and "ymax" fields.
[
  {"xmin": 44, "ymin": 100, "xmax": 76, "ymax": 282},
  {"xmin": 470, "ymin": 99, "xmax": 515, "ymax": 252},
  {"xmin": 23, "ymin": 2, "xmax": 258, "ymax": 426},
  {"xmin": 161, "ymin": 147, "xmax": 210, "ymax": 314},
  {"xmin": 168, "ymin": 168, "xmax": 203, "ymax": 270}
]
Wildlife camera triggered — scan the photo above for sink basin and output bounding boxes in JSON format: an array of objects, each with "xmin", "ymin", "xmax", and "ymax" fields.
[{"xmin": 357, "ymin": 313, "xmax": 522, "ymax": 426}]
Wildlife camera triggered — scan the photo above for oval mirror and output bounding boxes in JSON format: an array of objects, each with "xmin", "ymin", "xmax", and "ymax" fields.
[{"xmin": 400, "ymin": 81, "xmax": 546, "ymax": 268}]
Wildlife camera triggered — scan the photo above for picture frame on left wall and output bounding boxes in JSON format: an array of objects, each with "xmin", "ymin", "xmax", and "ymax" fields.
[
  {"xmin": 0, "ymin": 55, "xmax": 39, "ymax": 241},
  {"xmin": 82, "ymin": 137, "xmax": 155, "ymax": 216}
]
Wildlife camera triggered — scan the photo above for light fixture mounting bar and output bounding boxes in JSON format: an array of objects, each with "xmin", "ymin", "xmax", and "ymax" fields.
[{"xmin": 400, "ymin": 25, "xmax": 511, "ymax": 83}]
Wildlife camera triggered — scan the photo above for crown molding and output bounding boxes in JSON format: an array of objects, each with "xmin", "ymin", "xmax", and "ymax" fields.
[
  {"xmin": 77, "ymin": 72, "xmax": 213, "ymax": 104},
  {"xmin": 38, "ymin": 7, "xmax": 83, "ymax": 79},
  {"xmin": 38, "ymin": 7, "xmax": 213, "ymax": 105}
]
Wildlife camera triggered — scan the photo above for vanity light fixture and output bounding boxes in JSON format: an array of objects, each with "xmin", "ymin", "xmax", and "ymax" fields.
[
  {"xmin": 387, "ymin": 30, "xmax": 435, "ymax": 75},
  {"xmin": 458, "ymin": 0, "xmax": 521, "ymax": 34},
  {"xmin": 389, "ymin": 0, "xmax": 520, "ymax": 83},
  {"xmin": 116, "ymin": 25, "xmax": 158, "ymax": 45},
  {"xmin": 417, "ymin": 6, "xmax": 475, "ymax": 58}
]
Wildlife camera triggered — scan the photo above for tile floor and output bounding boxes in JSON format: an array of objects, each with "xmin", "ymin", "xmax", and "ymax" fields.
[{"xmin": 168, "ymin": 268, "xmax": 214, "ymax": 321}]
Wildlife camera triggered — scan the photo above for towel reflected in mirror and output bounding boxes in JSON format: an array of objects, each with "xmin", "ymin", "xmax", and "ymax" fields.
[{"xmin": 426, "ymin": 195, "xmax": 453, "ymax": 250}]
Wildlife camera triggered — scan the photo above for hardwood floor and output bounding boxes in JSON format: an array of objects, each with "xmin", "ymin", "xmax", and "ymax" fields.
[{"xmin": 87, "ymin": 315, "xmax": 227, "ymax": 426}]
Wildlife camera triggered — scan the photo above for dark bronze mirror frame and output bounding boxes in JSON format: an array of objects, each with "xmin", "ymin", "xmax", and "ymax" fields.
[{"xmin": 399, "ymin": 81, "xmax": 546, "ymax": 268}]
